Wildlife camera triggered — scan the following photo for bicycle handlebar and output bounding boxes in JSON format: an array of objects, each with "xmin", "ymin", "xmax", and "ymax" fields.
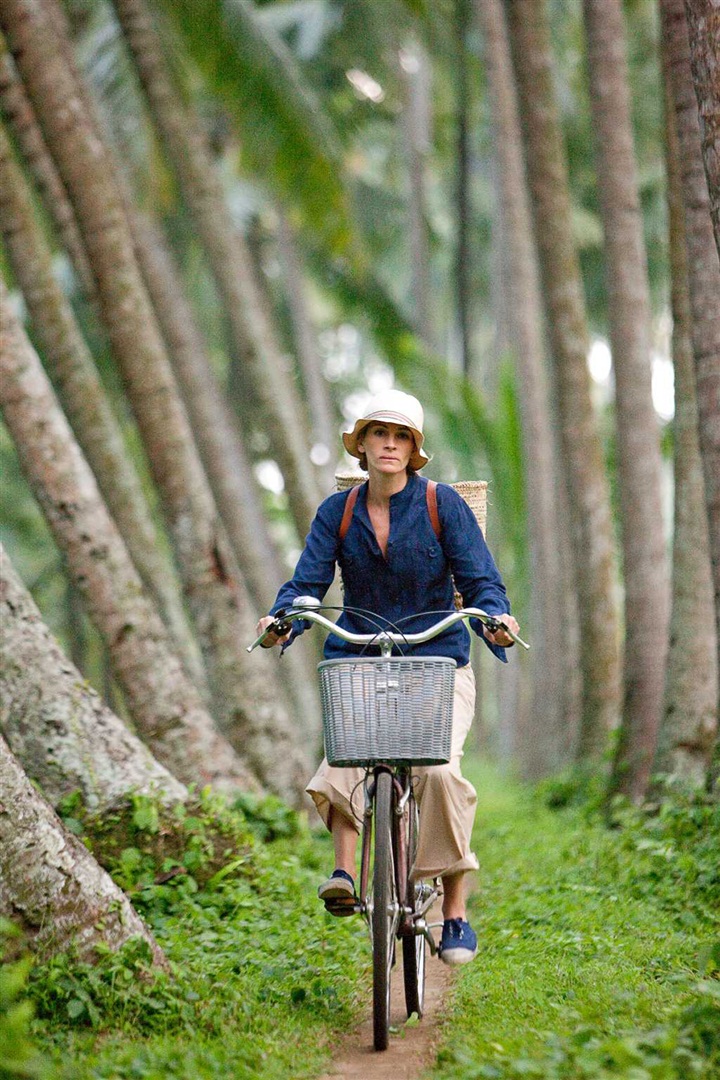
[{"xmin": 247, "ymin": 597, "xmax": 530, "ymax": 654}]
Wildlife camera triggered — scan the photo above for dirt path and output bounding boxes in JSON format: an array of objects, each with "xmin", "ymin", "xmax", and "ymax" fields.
[{"xmin": 318, "ymin": 905, "xmax": 453, "ymax": 1080}]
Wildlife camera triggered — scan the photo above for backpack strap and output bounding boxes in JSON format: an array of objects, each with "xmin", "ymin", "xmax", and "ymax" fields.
[
  {"xmin": 338, "ymin": 484, "xmax": 361, "ymax": 542},
  {"xmin": 338, "ymin": 480, "xmax": 441, "ymax": 543},
  {"xmin": 426, "ymin": 479, "xmax": 441, "ymax": 540}
]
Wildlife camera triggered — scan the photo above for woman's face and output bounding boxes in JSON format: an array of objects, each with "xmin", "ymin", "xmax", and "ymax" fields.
[{"xmin": 357, "ymin": 422, "xmax": 415, "ymax": 475}]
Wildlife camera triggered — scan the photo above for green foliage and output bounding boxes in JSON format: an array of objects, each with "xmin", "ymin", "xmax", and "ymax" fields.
[
  {"xmin": 604, "ymin": 792, "xmax": 720, "ymax": 918},
  {"xmin": 156, "ymin": 0, "xmax": 356, "ymax": 254},
  {"xmin": 0, "ymin": 921, "xmax": 54, "ymax": 1080},
  {"xmin": 431, "ymin": 763, "xmax": 720, "ymax": 1080},
  {"xmin": 29, "ymin": 796, "xmax": 366, "ymax": 1079},
  {"xmin": 56, "ymin": 786, "xmax": 258, "ymax": 893}
]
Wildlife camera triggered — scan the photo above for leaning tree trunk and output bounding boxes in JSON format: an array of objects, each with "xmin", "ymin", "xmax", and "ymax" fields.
[
  {"xmin": 0, "ymin": 735, "xmax": 166, "ymax": 965},
  {"xmin": 128, "ymin": 211, "xmax": 286, "ymax": 613},
  {"xmin": 275, "ymin": 205, "xmax": 338, "ymax": 492},
  {"xmin": 505, "ymin": 0, "xmax": 621, "ymax": 760},
  {"xmin": 399, "ymin": 38, "xmax": 435, "ymax": 349},
  {"xmin": 684, "ymin": 0, "xmax": 720, "ymax": 260},
  {"xmin": 0, "ymin": 112, "xmax": 206, "ymax": 694},
  {"xmin": 0, "ymin": 43, "xmax": 93, "ymax": 295},
  {"xmin": 1, "ymin": 544, "xmax": 188, "ymax": 813},
  {"xmin": 476, "ymin": 0, "xmax": 576, "ymax": 776},
  {"xmin": 0, "ymin": 285, "xmax": 259, "ymax": 797},
  {"xmin": 128, "ymin": 211, "xmax": 322, "ymax": 740},
  {"xmin": 455, "ymin": 0, "xmax": 473, "ymax": 376},
  {"xmin": 583, "ymin": 0, "xmax": 670, "ymax": 803},
  {"xmin": 0, "ymin": 0, "xmax": 309, "ymax": 800},
  {"xmin": 662, "ymin": 0, "xmax": 720, "ymax": 732},
  {"xmin": 654, "ymin": 60, "xmax": 718, "ymax": 790},
  {"xmin": 110, "ymin": 0, "xmax": 322, "ymax": 541}
]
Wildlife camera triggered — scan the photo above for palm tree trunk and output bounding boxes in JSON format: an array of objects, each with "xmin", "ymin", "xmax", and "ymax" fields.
[
  {"xmin": 653, "ymin": 60, "xmax": 718, "ymax": 789},
  {"xmin": 399, "ymin": 39, "xmax": 434, "ymax": 348},
  {"xmin": 455, "ymin": 0, "xmax": 473, "ymax": 375},
  {"xmin": 0, "ymin": 113, "xmax": 207, "ymax": 695},
  {"xmin": 275, "ymin": 205, "xmax": 338, "ymax": 491},
  {"xmin": 0, "ymin": 734, "xmax": 167, "ymax": 965},
  {"xmin": 0, "ymin": 0, "xmax": 309, "ymax": 799},
  {"xmin": 110, "ymin": 0, "xmax": 322, "ymax": 540},
  {"xmin": 665, "ymin": 0, "xmax": 720, "ymax": 692},
  {"xmin": 0, "ymin": 45, "xmax": 94, "ymax": 296},
  {"xmin": 1, "ymin": 544, "xmax": 188, "ymax": 812},
  {"xmin": 0, "ymin": 285, "xmax": 259, "ymax": 797},
  {"xmin": 664, "ymin": 2, "xmax": 720, "ymax": 699},
  {"xmin": 582, "ymin": 0, "xmax": 670, "ymax": 802},
  {"xmin": 504, "ymin": 0, "xmax": 621, "ymax": 761},
  {"xmin": 683, "ymin": 1, "xmax": 720, "ymax": 260},
  {"xmin": 476, "ymin": 0, "xmax": 577, "ymax": 775},
  {"xmin": 129, "ymin": 211, "xmax": 323, "ymax": 742},
  {"xmin": 130, "ymin": 212, "xmax": 287, "ymax": 612}
]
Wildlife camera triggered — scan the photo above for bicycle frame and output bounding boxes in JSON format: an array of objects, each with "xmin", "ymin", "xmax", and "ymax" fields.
[
  {"xmin": 248, "ymin": 599, "xmax": 529, "ymax": 1051},
  {"xmin": 358, "ymin": 767, "xmax": 440, "ymax": 946}
]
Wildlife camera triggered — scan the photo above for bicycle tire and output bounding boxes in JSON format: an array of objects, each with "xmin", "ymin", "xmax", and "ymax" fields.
[
  {"xmin": 372, "ymin": 769, "xmax": 396, "ymax": 1051},
  {"xmin": 402, "ymin": 790, "xmax": 426, "ymax": 1018}
]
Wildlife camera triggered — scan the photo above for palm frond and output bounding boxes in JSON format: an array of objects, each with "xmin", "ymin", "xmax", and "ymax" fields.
[{"xmin": 155, "ymin": 0, "xmax": 356, "ymax": 252}]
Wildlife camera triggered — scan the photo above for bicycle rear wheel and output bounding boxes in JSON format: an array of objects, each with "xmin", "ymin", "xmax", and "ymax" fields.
[
  {"xmin": 402, "ymin": 789, "xmax": 426, "ymax": 1018},
  {"xmin": 371, "ymin": 769, "xmax": 397, "ymax": 1051}
]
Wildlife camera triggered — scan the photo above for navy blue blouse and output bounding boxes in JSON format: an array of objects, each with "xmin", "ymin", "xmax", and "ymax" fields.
[{"xmin": 270, "ymin": 473, "xmax": 512, "ymax": 666}]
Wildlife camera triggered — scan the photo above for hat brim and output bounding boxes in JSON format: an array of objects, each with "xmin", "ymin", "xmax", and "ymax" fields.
[{"xmin": 342, "ymin": 413, "xmax": 430, "ymax": 471}]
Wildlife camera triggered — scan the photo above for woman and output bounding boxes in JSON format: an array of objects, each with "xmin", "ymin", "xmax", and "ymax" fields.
[{"xmin": 256, "ymin": 389, "xmax": 519, "ymax": 965}]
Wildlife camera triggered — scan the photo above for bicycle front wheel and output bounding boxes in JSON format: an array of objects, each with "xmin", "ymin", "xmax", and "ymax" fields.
[
  {"xmin": 402, "ymin": 790, "xmax": 426, "ymax": 1018},
  {"xmin": 371, "ymin": 769, "xmax": 397, "ymax": 1051}
]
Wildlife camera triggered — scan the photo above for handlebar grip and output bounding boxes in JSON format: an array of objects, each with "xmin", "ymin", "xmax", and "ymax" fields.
[{"xmin": 246, "ymin": 617, "xmax": 291, "ymax": 652}]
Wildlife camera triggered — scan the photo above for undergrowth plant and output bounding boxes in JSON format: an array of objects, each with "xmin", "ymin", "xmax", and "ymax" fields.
[
  {"xmin": 27, "ymin": 791, "xmax": 368, "ymax": 1079},
  {"xmin": 0, "ymin": 920, "xmax": 54, "ymax": 1080},
  {"xmin": 432, "ymin": 763, "xmax": 720, "ymax": 1080}
]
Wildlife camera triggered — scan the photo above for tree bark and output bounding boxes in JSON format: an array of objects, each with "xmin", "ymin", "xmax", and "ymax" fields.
[
  {"xmin": 654, "ymin": 58, "xmax": 718, "ymax": 789},
  {"xmin": 0, "ymin": 285, "xmax": 259, "ymax": 797},
  {"xmin": 455, "ymin": 0, "xmax": 473, "ymax": 376},
  {"xmin": 399, "ymin": 38, "xmax": 435, "ymax": 349},
  {"xmin": 275, "ymin": 205, "xmax": 338, "ymax": 492},
  {"xmin": 0, "ymin": 112, "xmax": 206, "ymax": 695},
  {"xmin": 504, "ymin": 0, "xmax": 621, "ymax": 760},
  {"xmin": 129, "ymin": 212, "xmax": 286, "ymax": 613},
  {"xmin": 684, "ymin": 0, "xmax": 720, "ymax": 260},
  {"xmin": 0, "ymin": 735, "xmax": 166, "ymax": 965},
  {"xmin": 476, "ymin": 0, "xmax": 576, "ymax": 775},
  {"xmin": 110, "ymin": 0, "xmax": 322, "ymax": 541},
  {"xmin": 0, "ymin": 43, "xmax": 94, "ymax": 296},
  {"xmin": 128, "ymin": 211, "xmax": 323, "ymax": 744},
  {"xmin": 1, "ymin": 544, "xmax": 188, "ymax": 812},
  {"xmin": 583, "ymin": 0, "xmax": 670, "ymax": 802},
  {"xmin": 0, "ymin": 0, "xmax": 309, "ymax": 799},
  {"xmin": 662, "ymin": 0, "xmax": 720, "ymax": 730}
]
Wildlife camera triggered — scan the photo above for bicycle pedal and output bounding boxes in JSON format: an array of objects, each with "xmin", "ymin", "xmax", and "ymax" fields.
[{"xmin": 324, "ymin": 897, "xmax": 359, "ymax": 917}]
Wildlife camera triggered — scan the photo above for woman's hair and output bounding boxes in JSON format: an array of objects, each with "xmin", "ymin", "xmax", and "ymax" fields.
[{"xmin": 356, "ymin": 423, "xmax": 417, "ymax": 475}]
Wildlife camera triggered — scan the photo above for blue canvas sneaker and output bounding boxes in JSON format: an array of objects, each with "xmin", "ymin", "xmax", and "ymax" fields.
[
  {"xmin": 317, "ymin": 869, "xmax": 357, "ymax": 916},
  {"xmin": 438, "ymin": 918, "xmax": 477, "ymax": 965}
]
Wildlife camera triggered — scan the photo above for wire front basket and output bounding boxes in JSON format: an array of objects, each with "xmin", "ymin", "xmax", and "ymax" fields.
[{"xmin": 318, "ymin": 657, "xmax": 456, "ymax": 767}]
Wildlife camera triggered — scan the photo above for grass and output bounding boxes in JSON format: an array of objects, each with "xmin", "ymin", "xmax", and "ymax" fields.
[
  {"xmin": 4, "ymin": 762, "xmax": 719, "ymax": 1079},
  {"xmin": 4, "ymin": 792, "xmax": 370, "ymax": 1080},
  {"xmin": 429, "ymin": 761, "xmax": 720, "ymax": 1079}
]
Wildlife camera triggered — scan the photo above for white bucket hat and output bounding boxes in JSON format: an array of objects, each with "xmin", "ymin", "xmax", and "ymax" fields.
[{"xmin": 342, "ymin": 389, "xmax": 430, "ymax": 471}]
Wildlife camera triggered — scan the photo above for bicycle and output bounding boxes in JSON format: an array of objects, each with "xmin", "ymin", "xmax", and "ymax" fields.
[{"xmin": 248, "ymin": 598, "xmax": 529, "ymax": 1051}]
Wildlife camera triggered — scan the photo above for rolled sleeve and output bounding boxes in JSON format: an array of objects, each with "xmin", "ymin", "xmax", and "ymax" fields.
[{"xmin": 269, "ymin": 494, "xmax": 345, "ymax": 645}]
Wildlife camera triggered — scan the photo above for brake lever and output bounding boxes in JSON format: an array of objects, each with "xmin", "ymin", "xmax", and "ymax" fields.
[{"xmin": 246, "ymin": 616, "xmax": 291, "ymax": 653}]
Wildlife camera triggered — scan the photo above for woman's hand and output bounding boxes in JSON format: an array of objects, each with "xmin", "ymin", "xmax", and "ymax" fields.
[
  {"xmin": 483, "ymin": 614, "xmax": 520, "ymax": 648},
  {"xmin": 255, "ymin": 615, "xmax": 291, "ymax": 649}
]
